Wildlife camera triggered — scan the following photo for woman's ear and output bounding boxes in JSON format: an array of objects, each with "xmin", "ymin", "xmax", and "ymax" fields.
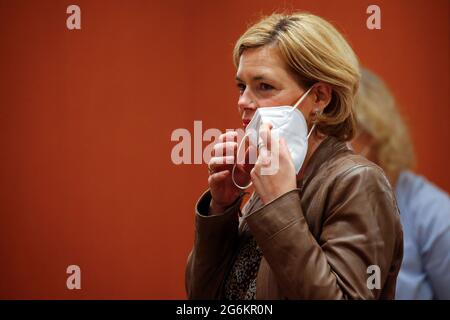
[{"xmin": 310, "ymin": 82, "xmax": 332, "ymax": 115}]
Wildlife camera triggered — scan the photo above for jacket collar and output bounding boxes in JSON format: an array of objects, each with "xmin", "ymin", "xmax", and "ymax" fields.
[
  {"xmin": 243, "ymin": 136, "xmax": 352, "ymax": 217},
  {"xmin": 298, "ymin": 136, "xmax": 352, "ymax": 191}
]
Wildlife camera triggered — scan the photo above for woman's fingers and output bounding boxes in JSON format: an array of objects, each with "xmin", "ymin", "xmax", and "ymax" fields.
[
  {"xmin": 207, "ymin": 130, "xmax": 256, "ymax": 191},
  {"xmin": 240, "ymin": 144, "xmax": 255, "ymax": 173},
  {"xmin": 279, "ymin": 138, "xmax": 292, "ymax": 162},
  {"xmin": 212, "ymin": 132, "xmax": 238, "ymax": 167},
  {"xmin": 218, "ymin": 131, "xmax": 238, "ymax": 143},
  {"xmin": 207, "ymin": 169, "xmax": 230, "ymax": 186},
  {"xmin": 258, "ymin": 122, "xmax": 273, "ymax": 151},
  {"xmin": 213, "ymin": 141, "xmax": 237, "ymax": 158},
  {"xmin": 234, "ymin": 144, "xmax": 255, "ymax": 179},
  {"xmin": 255, "ymin": 122, "xmax": 281, "ymax": 175},
  {"xmin": 208, "ymin": 156, "xmax": 234, "ymax": 173}
]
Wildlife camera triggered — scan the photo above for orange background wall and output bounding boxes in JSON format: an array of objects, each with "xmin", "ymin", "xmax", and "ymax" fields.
[{"xmin": 0, "ymin": 0, "xmax": 448, "ymax": 299}]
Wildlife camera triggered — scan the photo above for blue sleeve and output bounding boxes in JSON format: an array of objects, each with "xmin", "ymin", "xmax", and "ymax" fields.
[{"xmin": 416, "ymin": 187, "xmax": 450, "ymax": 299}]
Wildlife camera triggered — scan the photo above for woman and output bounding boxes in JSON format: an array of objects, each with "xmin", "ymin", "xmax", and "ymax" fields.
[
  {"xmin": 352, "ymin": 68, "xmax": 450, "ymax": 299},
  {"xmin": 185, "ymin": 12, "xmax": 403, "ymax": 299}
]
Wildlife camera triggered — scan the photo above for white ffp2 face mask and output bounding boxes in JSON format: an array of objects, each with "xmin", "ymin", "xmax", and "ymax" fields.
[{"xmin": 232, "ymin": 87, "xmax": 315, "ymax": 189}]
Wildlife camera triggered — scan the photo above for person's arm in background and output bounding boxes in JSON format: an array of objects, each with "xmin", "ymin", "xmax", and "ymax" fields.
[
  {"xmin": 416, "ymin": 185, "xmax": 450, "ymax": 299},
  {"xmin": 185, "ymin": 190, "xmax": 244, "ymax": 299}
]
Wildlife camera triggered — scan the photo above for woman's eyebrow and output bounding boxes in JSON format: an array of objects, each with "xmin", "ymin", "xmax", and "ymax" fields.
[{"xmin": 235, "ymin": 75, "xmax": 270, "ymax": 82}]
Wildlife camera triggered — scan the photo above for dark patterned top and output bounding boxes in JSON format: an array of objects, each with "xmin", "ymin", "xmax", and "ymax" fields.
[{"xmin": 223, "ymin": 231, "xmax": 263, "ymax": 300}]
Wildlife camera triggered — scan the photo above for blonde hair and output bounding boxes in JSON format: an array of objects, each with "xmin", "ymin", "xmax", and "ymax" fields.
[
  {"xmin": 354, "ymin": 68, "xmax": 415, "ymax": 176},
  {"xmin": 233, "ymin": 12, "xmax": 360, "ymax": 141}
]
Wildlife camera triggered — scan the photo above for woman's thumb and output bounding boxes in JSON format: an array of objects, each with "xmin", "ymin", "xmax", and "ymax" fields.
[{"xmin": 244, "ymin": 145, "xmax": 257, "ymax": 172}]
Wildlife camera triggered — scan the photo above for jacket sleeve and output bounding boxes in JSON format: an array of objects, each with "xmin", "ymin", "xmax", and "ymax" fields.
[
  {"xmin": 245, "ymin": 165, "xmax": 403, "ymax": 299},
  {"xmin": 185, "ymin": 189, "xmax": 245, "ymax": 299}
]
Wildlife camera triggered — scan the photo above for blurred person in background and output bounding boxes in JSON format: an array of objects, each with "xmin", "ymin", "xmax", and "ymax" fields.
[{"xmin": 352, "ymin": 68, "xmax": 450, "ymax": 300}]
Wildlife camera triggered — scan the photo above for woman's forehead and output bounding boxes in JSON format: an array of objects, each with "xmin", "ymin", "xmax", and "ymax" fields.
[{"xmin": 236, "ymin": 46, "xmax": 289, "ymax": 81}]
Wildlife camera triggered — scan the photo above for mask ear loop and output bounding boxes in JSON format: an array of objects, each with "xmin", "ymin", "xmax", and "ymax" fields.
[
  {"xmin": 232, "ymin": 132, "xmax": 253, "ymax": 190},
  {"xmin": 289, "ymin": 86, "xmax": 317, "ymax": 138},
  {"xmin": 307, "ymin": 123, "xmax": 316, "ymax": 139},
  {"xmin": 289, "ymin": 86, "xmax": 314, "ymax": 113}
]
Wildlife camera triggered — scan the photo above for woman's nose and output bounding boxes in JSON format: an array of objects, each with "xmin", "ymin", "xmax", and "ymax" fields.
[{"xmin": 238, "ymin": 92, "xmax": 257, "ymax": 111}]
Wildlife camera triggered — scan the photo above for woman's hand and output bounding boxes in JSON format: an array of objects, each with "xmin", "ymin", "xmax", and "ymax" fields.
[
  {"xmin": 251, "ymin": 123, "xmax": 297, "ymax": 204},
  {"xmin": 207, "ymin": 131, "xmax": 254, "ymax": 215}
]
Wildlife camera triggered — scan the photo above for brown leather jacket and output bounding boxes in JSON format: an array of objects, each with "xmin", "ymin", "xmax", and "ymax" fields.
[{"xmin": 185, "ymin": 136, "xmax": 403, "ymax": 299}]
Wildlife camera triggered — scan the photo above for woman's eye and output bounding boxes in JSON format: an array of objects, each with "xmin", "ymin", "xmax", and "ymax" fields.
[
  {"xmin": 259, "ymin": 83, "xmax": 274, "ymax": 91},
  {"xmin": 237, "ymin": 83, "xmax": 246, "ymax": 94}
]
